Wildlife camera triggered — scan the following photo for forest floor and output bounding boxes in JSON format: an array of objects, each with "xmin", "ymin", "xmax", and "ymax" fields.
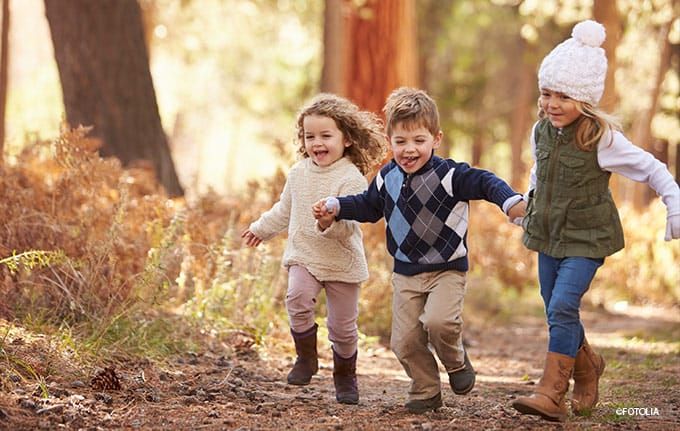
[{"xmin": 1, "ymin": 303, "xmax": 679, "ymax": 431}]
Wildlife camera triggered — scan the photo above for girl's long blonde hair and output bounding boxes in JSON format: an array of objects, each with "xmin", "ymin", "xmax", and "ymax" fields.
[
  {"xmin": 538, "ymin": 100, "xmax": 621, "ymax": 151},
  {"xmin": 295, "ymin": 94, "xmax": 387, "ymax": 175}
]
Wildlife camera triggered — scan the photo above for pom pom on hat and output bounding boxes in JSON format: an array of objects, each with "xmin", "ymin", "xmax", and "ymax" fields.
[
  {"xmin": 571, "ymin": 20, "xmax": 606, "ymax": 47},
  {"xmin": 538, "ymin": 20, "xmax": 608, "ymax": 106}
]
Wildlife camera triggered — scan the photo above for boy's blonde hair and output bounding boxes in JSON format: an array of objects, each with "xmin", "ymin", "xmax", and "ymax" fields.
[
  {"xmin": 295, "ymin": 93, "xmax": 387, "ymax": 175},
  {"xmin": 538, "ymin": 99, "xmax": 621, "ymax": 151},
  {"xmin": 383, "ymin": 87, "xmax": 440, "ymax": 137}
]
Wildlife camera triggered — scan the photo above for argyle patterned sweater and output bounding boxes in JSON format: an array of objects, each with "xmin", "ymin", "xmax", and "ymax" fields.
[{"xmin": 336, "ymin": 156, "xmax": 520, "ymax": 275}]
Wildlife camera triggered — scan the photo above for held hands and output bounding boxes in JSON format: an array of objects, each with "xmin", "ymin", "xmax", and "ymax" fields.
[
  {"xmin": 312, "ymin": 197, "xmax": 338, "ymax": 231},
  {"xmin": 665, "ymin": 212, "xmax": 680, "ymax": 241},
  {"xmin": 507, "ymin": 200, "xmax": 527, "ymax": 226},
  {"xmin": 241, "ymin": 229, "xmax": 263, "ymax": 247}
]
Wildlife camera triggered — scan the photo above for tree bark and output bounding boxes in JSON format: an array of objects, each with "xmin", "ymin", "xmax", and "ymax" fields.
[
  {"xmin": 342, "ymin": 0, "xmax": 419, "ymax": 115},
  {"xmin": 508, "ymin": 37, "xmax": 535, "ymax": 189},
  {"xmin": 630, "ymin": 20, "xmax": 673, "ymax": 208},
  {"xmin": 593, "ymin": 0, "xmax": 622, "ymax": 112},
  {"xmin": 44, "ymin": 0, "xmax": 183, "ymax": 196},
  {"xmin": 593, "ymin": 0, "xmax": 623, "ymax": 201},
  {"xmin": 0, "ymin": 0, "xmax": 9, "ymax": 163},
  {"xmin": 320, "ymin": 0, "xmax": 419, "ymax": 170},
  {"xmin": 321, "ymin": 0, "xmax": 345, "ymax": 95}
]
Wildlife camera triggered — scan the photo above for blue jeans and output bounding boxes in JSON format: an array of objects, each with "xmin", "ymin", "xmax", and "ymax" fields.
[{"xmin": 538, "ymin": 253, "xmax": 604, "ymax": 357}]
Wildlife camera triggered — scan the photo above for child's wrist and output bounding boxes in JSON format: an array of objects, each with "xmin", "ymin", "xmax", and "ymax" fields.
[{"xmin": 326, "ymin": 197, "xmax": 340, "ymax": 214}]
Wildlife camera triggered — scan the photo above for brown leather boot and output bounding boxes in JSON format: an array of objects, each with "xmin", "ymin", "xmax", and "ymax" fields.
[
  {"xmin": 572, "ymin": 338, "xmax": 605, "ymax": 415},
  {"xmin": 287, "ymin": 324, "xmax": 318, "ymax": 385},
  {"xmin": 512, "ymin": 352, "xmax": 575, "ymax": 422},
  {"xmin": 332, "ymin": 348, "xmax": 359, "ymax": 404}
]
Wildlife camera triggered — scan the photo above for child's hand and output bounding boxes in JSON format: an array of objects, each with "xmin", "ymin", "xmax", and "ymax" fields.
[
  {"xmin": 241, "ymin": 229, "xmax": 263, "ymax": 247},
  {"xmin": 312, "ymin": 198, "xmax": 338, "ymax": 218},
  {"xmin": 665, "ymin": 212, "xmax": 680, "ymax": 241},
  {"xmin": 312, "ymin": 198, "xmax": 337, "ymax": 231},
  {"xmin": 312, "ymin": 199, "xmax": 328, "ymax": 219},
  {"xmin": 507, "ymin": 200, "xmax": 527, "ymax": 225}
]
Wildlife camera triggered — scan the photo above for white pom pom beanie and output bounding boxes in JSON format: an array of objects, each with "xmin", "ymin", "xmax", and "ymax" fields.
[{"xmin": 538, "ymin": 20, "xmax": 607, "ymax": 106}]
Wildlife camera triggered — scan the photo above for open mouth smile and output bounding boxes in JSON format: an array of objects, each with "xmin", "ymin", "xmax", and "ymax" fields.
[{"xmin": 401, "ymin": 156, "xmax": 418, "ymax": 168}]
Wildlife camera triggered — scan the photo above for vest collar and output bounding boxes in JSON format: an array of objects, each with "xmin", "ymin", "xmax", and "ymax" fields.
[{"xmin": 547, "ymin": 118, "xmax": 578, "ymax": 143}]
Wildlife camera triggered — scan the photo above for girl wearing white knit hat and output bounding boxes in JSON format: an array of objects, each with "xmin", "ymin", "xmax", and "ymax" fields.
[{"xmin": 511, "ymin": 20, "xmax": 680, "ymax": 422}]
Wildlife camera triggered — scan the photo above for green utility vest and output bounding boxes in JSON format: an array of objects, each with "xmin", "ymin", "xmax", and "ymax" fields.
[{"xmin": 523, "ymin": 118, "xmax": 624, "ymax": 258}]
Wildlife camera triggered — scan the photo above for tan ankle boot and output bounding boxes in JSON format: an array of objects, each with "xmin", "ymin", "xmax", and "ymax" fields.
[
  {"xmin": 572, "ymin": 338, "xmax": 605, "ymax": 415},
  {"xmin": 512, "ymin": 352, "xmax": 575, "ymax": 422}
]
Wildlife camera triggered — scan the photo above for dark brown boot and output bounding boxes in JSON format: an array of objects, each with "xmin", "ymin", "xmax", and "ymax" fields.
[
  {"xmin": 333, "ymin": 348, "xmax": 358, "ymax": 404},
  {"xmin": 287, "ymin": 324, "xmax": 318, "ymax": 385},
  {"xmin": 512, "ymin": 352, "xmax": 575, "ymax": 422},
  {"xmin": 572, "ymin": 338, "xmax": 605, "ymax": 416}
]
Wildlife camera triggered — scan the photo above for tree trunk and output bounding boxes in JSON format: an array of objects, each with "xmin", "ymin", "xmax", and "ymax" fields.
[
  {"xmin": 44, "ymin": 0, "xmax": 183, "ymax": 196},
  {"xmin": 508, "ymin": 37, "xmax": 535, "ymax": 190},
  {"xmin": 321, "ymin": 0, "xmax": 345, "ymax": 95},
  {"xmin": 630, "ymin": 20, "xmax": 672, "ymax": 208},
  {"xmin": 417, "ymin": 0, "xmax": 452, "ymax": 96},
  {"xmin": 593, "ymin": 0, "xmax": 623, "ymax": 202},
  {"xmin": 342, "ymin": 0, "xmax": 419, "ymax": 115},
  {"xmin": 0, "ymin": 0, "xmax": 9, "ymax": 163},
  {"xmin": 593, "ymin": 0, "xmax": 622, "ymax": 112},
  {"xmin": 321, "ymin": 0, "xmax": 418, "ymax": 170}
]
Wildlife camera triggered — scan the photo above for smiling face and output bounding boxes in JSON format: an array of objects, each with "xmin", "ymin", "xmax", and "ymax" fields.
[
  {"xmin": 389, "ymin": 121, "xmax": 442, "ymax": 174},
  {"xmin": 539, "ymin": 88, "xmax": 582, "ymax": 128},
  {"xmin": 303, "ymin": 114, "xmax": 349, "ymax": 167}
]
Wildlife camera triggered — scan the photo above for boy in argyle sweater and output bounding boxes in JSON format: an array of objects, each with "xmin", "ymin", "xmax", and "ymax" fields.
[{"xmin": 313, "ymin": 87, "xmax": 526, "ymax": 413}]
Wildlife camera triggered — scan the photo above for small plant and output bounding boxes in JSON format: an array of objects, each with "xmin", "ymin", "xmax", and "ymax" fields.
[{"xmin": 0, "ymin": 250, "xmax": 67, "ymax": 275}]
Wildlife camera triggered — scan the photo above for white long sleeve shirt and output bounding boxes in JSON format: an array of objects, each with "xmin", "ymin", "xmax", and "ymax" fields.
[{"xmin": 527, "ymin": 122, "xmax": 680, "ymax": 216}]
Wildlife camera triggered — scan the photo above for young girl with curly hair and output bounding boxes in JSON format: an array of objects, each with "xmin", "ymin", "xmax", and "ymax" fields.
[{"xmin": 242, "ymin": 93, "xmax": 387, "ymax": 404}]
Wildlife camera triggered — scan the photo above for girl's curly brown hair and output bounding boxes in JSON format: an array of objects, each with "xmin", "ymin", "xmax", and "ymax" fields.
[{"xmin": 295, "ymin": 93, "xmax": 387, "ymax": 175}]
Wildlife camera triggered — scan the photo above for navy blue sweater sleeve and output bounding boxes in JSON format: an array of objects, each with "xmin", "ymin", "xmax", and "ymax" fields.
[
  {"xmin": 336, "ymin": 176, "xmax": 385, "ymax": 223},
  {"xmin": 452, "ymin": 162, "xmax": 518, "ymax": 208}
]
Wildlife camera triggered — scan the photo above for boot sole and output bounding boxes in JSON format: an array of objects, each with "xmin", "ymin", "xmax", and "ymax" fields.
[
  {"xmin": 405, "ymin": 394, "xmax": 443, "ymax": 414},
  {"xmin": 287, "ymin": 378, "xmax": 312, "ymax": 385},
  {"xmin": 406, "ymin": 402, "xmax": 442, "ymax": 414},
  {"xmin": 512, "ymin": 401, "xmax": 566, "ymax": 422}
]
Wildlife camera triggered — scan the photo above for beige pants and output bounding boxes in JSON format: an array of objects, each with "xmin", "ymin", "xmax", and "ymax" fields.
[
  {"xmin": 286, "ymin": 265, "xmax": 360, "ymax": 358},
  {"xmin": 390, "ymin": 269, "xmax": 467, "ymax": 401}
]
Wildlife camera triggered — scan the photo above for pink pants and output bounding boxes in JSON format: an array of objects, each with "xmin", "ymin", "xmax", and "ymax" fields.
[{"xmin": 286, "ymin": 265, "xmax": 360, "ymax": 358}]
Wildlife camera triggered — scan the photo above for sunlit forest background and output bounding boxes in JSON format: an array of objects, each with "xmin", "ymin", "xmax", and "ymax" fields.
[{"xmin": 1, "ymin": 0, "xmax": 678, "ymax": 356}]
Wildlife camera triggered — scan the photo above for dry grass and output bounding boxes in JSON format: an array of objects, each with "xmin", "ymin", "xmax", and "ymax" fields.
[{"xmin": 0, "ymin": 124, "xmax": 676, "ymax": 353}]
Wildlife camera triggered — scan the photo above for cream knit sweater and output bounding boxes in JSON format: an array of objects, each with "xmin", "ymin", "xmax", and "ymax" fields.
[{"xmin": 248, "ymin": 157, "xmax": 369, "ymax": 283}]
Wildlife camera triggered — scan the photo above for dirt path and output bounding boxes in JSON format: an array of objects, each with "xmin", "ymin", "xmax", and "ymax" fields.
[{"xmin": 1, "ymin": 306, "xmax": 679, "ymax": 430}]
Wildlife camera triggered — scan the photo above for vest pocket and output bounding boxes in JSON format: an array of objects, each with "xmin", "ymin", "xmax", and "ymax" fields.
[
  {"xmin": 559, "ymin": 156, "xmax": 586, "ymax": 185},
  {"xmin": 535, "ymin": 150, "xmax": 550, "ymax": 181},
  {"xmin": 563, "ymin": 202, "xmax": 611, "ymax": 243},
  {"xmin": 566, "ymin": 202, "xmax": 610, "ymax": 228}
]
